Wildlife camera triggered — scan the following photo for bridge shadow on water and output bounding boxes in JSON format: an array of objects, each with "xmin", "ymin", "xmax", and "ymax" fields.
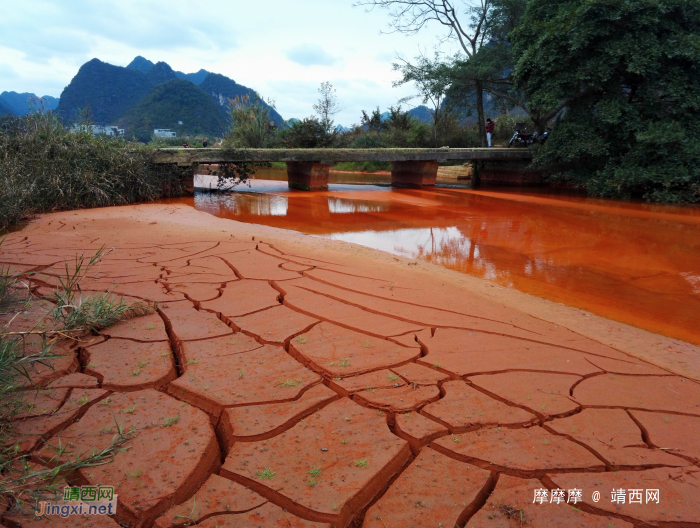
[{"xmin": 160, "ymin": 170, "xmax": 700, "ymax": 346}]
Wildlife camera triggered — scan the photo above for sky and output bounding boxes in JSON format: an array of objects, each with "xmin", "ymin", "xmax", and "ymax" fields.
[{"xmin": 0, "ymin": 0, "xmax": 461, "ymax": 126}]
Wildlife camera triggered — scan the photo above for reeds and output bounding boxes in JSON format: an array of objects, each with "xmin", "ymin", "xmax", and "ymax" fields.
[{"xmin": 0, "ymin": 111, "xmax": 182, "ymax": 231}]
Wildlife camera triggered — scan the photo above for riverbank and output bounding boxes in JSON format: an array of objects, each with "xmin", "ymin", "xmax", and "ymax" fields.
[{"xmin": 3, "ymin": 204, "xmax": 699, "ymax": 527}]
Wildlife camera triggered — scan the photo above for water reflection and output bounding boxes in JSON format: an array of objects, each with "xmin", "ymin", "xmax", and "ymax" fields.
[
  {"xmin": 163, "ymin": 172, "xmax": 700, "ymax": 345},
  {"xmin": 327, "ymin": 197, "xmax": 390, "ymax": 214},
  {"xmin": 196, "ymin": 191, "xmax": 288, "ymax": 216}
]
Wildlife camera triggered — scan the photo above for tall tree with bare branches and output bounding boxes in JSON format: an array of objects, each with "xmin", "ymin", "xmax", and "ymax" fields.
[{"xmin": 355, "ymin": 0, "xmax": 492, "ymax": 146}]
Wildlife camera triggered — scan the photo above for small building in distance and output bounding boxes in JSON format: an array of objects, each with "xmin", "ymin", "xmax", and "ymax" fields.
[
  {"xmin": 154, "ymin": 128, "xmax": 176, "ymax": 138},
  {"xmin": 70, "ymin": 124, "xmax": 125, "ymax": 137}
]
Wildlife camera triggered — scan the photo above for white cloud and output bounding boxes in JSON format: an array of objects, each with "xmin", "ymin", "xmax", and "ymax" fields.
[
  {"xmin": 286, "ymin": 44, "xmax": 340, "ymax": 67},
  {"xmin": 0, "ymin": 0, "xmax": 460, "ymax": 126}
]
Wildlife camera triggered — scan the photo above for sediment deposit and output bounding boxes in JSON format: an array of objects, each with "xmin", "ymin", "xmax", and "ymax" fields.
[{"xmin": 2, "ymin": 204, "xmax": 699, "ymax": 527}]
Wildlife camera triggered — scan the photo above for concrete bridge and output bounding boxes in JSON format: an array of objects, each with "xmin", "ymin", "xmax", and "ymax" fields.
[{"xmin": 151, "ymin": 147, "xmax": 537, "ymax": 191}]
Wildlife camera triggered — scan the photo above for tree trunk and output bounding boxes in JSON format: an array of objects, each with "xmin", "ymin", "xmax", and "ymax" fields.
[
  {"xmin": 432, "ymin": 109, "xmax": 439, "ymax": 147},
  {"xmin": 475, "ymin": 80, "xmax": 487, "ymax": 147}
]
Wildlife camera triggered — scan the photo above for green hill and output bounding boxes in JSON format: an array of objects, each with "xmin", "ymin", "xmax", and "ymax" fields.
[
  {"xmin": 0, "ymin": 99, "xmax": 12, "ymax": 117},
  {"xmin": 56, "ymin": 59, "xmax": 155, "ymax": 124},
  {"xmin": 200, "ymin": 73, "xmax": 284, "ymax": 125},
  {"xmin": 116, "ymin": 79, "xmax": 229, "ymax": 141}
]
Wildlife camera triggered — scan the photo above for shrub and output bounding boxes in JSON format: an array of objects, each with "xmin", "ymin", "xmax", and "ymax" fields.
[{"xmin": 0, "ymin": 111, "xmax": 183, "ymax": 230}]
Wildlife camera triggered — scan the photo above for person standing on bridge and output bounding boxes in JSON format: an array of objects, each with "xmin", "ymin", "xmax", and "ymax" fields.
[{"xmin": 486, "ymin": 118, "xmax": 495, "ymax": 148}]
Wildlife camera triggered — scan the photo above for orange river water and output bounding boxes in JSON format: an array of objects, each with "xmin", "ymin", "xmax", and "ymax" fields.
[{"xmin": 162, "ymin": 170, "xmax": 700, "ymax": 345}]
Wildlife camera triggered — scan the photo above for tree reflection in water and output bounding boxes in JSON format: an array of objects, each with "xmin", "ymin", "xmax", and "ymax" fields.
[{"xmin": 163, "ymin": 172, "xmax": 700, "ymax": 345}]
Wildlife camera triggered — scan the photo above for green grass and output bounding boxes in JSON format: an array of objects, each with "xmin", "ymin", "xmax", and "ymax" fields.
[
  {"xmin": 354, "ymin": 458, "xmax": 368, "ymax": 468},
  {"xmin": 0, "ymin": 252, "xmax": 137, "ymax": 515},
  {"xmin": 256, "ymin": 467, "xmax": 276, "ymax": 480},
  {"xmin": 332, "ymin": 161, "xmax": 391, "ymax": 173}
]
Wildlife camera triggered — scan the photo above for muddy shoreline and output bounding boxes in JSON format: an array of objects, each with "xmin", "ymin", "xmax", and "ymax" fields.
[{"xmin": 3, "ymin": 204, "xmax": 699, "ymax": 527}]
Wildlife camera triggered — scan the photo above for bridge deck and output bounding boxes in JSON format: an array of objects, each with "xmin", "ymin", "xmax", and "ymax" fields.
[{"xmin": 152, "ymin": 147, "xmax": 532, "ymax": 166}]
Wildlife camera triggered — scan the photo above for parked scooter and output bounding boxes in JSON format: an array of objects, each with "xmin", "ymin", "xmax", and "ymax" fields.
[
  {"xmin": 537, "ymin": 127, "xmax": 552, "ymax": 144},
  {"xmin": 508, "ymin": 128, "xmax": 538, "ymax": 148}
]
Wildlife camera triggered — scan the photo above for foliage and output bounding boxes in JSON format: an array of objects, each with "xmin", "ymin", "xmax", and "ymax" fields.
[
  {"xmin": 277, "ymin": 117, "xmax": 337, "ymax": 148},
  {"xmin": 56, "ymin": 58, "xmax": 157, "ymax": 125},
  {"xmin": 199, "ymin": 73, "xmax": 284, "ymax": 125},
  {"xmin": 0, "ymin": 246, "xmax": 138, "ymax": 517},
  {"xmin": 513, "ymin": 0, "xmax": 700, "ymax": 201},
  {"xmin": 116, "ymin": 79, "xmax": 228, "ymax": 142},
  {"xmin": 393, "ymin": 53, "xmax": 456, "ymax": 146},
  {"xmin": 356, "ymin": 0, "xmax": 493, "ymax": 144},
  {"xmin": 50, "ymin": 248, "xmax": 153, "ymax": 334},
  {"xmin": 332, "ymin": 161, "xmax": 391, "ymax": 173},
  {"xmin": 225, "ymin": 95, "xmax": 275, "ymax": 148},
  {"xmin": 149, "ymin": 135, "xmax": 218, "ymax": 148},
  {"xmin": 0, "ymin": 111, "xmax": 183, "ymax": 231}
]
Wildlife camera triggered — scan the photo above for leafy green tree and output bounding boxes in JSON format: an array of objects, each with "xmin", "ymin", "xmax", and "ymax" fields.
[
  {"xmin": 225, "ymin": 95, "xmax": 274, "ymax": 148},
  {"xmin": 361, "ymin": 107, "xmax": 383, "ymax": 132},
  {"xmin": 394, "ymin": 53, "xmax": 457, "ymax": 146},
  {"xmin": 513, "ymin": 0, "xmax": 700, "ymax": 201},
  {"xmin": 356, "ymin": 0, "xmax": 493, "ymax": 145},
  {"xmin": 278, "ymin": 118, "xmax": 336, "ymax": 148}
]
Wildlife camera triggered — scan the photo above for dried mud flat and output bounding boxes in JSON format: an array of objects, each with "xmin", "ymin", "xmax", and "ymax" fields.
[{"xmin": 2, "ymin": 204, "xmax": 700, "ymax": 528}]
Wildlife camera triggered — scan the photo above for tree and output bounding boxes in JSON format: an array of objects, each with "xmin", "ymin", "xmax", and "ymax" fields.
[
  {"xmin": 279, "ymin": 118, "xmax": 336, "ymax": 148},
  {"xmin": 225, "ymin": 95, "xmax": 274, "ymax": 148},
  {"xmin": 393, "ymin": 52, "xmax": 454, "ymax": 146},
  {"xmin": 313, "ymin": 82, "xmax": 341, "ymax": 134},
  {"xmin": 512, "ymin": 0, "xmax": 700, "ymax": 202},
  {"xmin": 355, "ymin": 0, "xmax": 493, "ymax": 145},
  {"xmin": 361, "ymin": 107, "xmax": 383, "ymax": 132}
]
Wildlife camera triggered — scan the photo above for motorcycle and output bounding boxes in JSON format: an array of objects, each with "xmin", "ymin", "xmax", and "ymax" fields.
[
  {"xmin": 508, "ymin": 128, "xmax": 537, "ymax": 148},
  {"xmin": 537, "ymin": 128, "xmax": 551, "ymax": 144}
]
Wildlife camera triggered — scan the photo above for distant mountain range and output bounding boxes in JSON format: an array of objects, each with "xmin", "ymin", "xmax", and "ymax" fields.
[
  {"xmin": 378, "ymin": 106, "xmax": 433, "ymax": 124},
  {"xmin": 0, "ymin": 91, "xmax": 59, "ymax": 116},
  {"xmin": 57, "ymin": 56, "xmax": 283, "ymax": 140},
  {"xmin": 2, "ymin": 56, "xmax": 282, "ymax": 140}
]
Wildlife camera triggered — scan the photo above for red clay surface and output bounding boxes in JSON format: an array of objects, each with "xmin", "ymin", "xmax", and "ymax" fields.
[{"xmin": 2, "ymin": 204, "xmax": 699, "ymax": 528}]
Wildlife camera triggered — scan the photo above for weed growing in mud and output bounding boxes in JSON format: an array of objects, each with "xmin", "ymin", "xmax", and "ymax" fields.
[
  {"xmin": 163, "ymin": 416, "xmax": 180, "ymax": 427},
  {"xmin": 174, "ymin": 497, "xmax": 198, "ymax": 522},
  {"xmin": 257, "ymin": 467, "xmax": 276, "ymax": 480},
  {"xmin": 295, "ymin": 335, "xmax": 307, "ymax": 344},
  {"xmin": 354, "ymin": 458, "xmax": 368, "ymax": 468},
  {"xmin": 0, "ymin": 250, "xmax": 141, "ymax": 518},
  {"xmin": 329, "ymin": 358, "xmax": 350, "ymax": 367},
  {"xmin": 388, "ymin": 374, "xmax": 400, "ymax": 382},
  {"xmin": 50, "ymin": 248, "xmax": 154, "ymax": 334},
  {"xmin": 278, "ymin": 378, "xmax": 302, "ymax": 387},
  {"xmin": 498, "ymin": 503, "xmax": 527, "ymax": 524},
  {"xmin": 306, "ymin": 466, "xmax": 321, "ymax": 487}
]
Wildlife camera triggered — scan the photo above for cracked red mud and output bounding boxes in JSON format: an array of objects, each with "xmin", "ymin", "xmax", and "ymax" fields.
[{"xmin": 3, "ymin": 205, "xmax": 698, "ymax": 528}]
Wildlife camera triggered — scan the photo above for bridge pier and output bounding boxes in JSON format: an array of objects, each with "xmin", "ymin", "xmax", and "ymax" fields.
[
  {"xmin": 286, "ymin": 161, "xmax": 330, "ymax": 191},
  {"xmin": 390, "ymin": 160, "xmax": 438, "ymax": 188}
]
